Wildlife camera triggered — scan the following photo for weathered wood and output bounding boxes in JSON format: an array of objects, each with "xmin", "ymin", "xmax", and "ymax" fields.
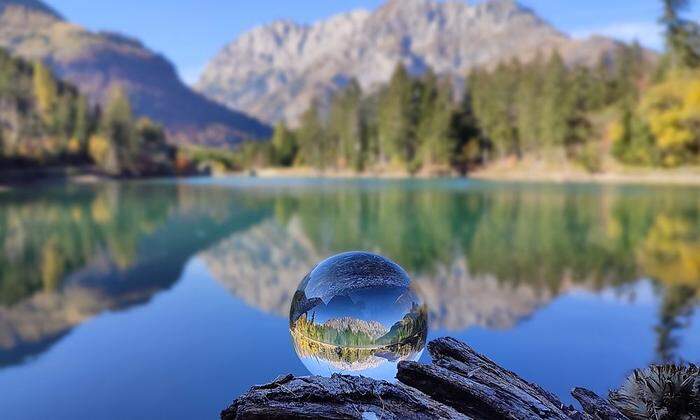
[
  {"xmin": 571, "ymin": 388, "xmax": 628, "ymax": 420},
  {"xmin": 224, "ymin": 337, "xmax": 649, "ymax": 420},
  {"xmin": 221, "ymin": 373, "xmax": 469, "ymax": 420},
  {"xmin": 397, "ymin": 337, "xmax": 580, "ymax": 419}
]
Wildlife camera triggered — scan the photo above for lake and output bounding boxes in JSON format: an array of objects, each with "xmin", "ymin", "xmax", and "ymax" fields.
[{"xmin": 0, "ymin": 177, "xmax": 698, "ymax": 419}]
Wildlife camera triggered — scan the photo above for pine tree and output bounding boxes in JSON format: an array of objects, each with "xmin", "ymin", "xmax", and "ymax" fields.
[
  {"xmin": 471, "ymin": 61, "xmax": 519, "ymax": 157},
  {"xmin": 416, "ymin": 69, "xmax": 438, "ymax": 166},
  {"xmin": 53, "ymin": 94, "xmax": 75, "ymax": 142},
  {"xmin": 565, "ymin": 67, "xmax": 593, "ymax": 153},
  {"xmin": 296, "ymin": 102, "xmax": 326, "ymax": 169},
  {"xmin": 360, "ymin": 92, "xmax": 381, "ymax": 168},
  {"xmin": 591, "ymin": 54, "xmax": 614, "ymax": 107},
  {"xmin": 328, "ymin": 79, "xmax": 365, "ymax": 170},
  {"xmin": 420, "ymin": 77, "xmax": 455, "ymax": 168},
  {"xmin": 452, "ymin": 90, "xmax": 484, "ymax": 174},
  {"xmin": 611, "ymin": 43, "xmax": 646, "ymax": 104},
  {"xmin": 0, "ymin": 50, "xmax": 21, "ymax": 98},
  {"xmin": 540, "ymin": 52, "xmax": 569, "ymax": 151},
  {"xmin": 99, "ymin": 86, "xmax": 136, "ymax": 174},
  {"xmin": 661, "ymin": 0, "xmax": 700, "ymax": 69},
  {"xmin": 377, "ymin": 64, "xmax": 416, "ymax": 168},
  {"xmin": 73, "ymin": 96, "xmax": 90, "ymax": 149},
  {"xmin": 271, "ymin": 121, "xmax": 297, "ymax": 167},
  {"xmin": 516, "ymin": 55, "xmax": 544, "ymax": 154}
]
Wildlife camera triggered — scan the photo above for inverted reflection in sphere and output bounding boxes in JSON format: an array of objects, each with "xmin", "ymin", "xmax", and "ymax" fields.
[{"xmin": 289, "ymin": 251, "xmax": 428, "ymax": 381}]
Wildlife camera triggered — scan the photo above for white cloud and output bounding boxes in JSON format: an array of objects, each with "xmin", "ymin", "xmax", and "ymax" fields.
[{"xmin": 571, "ymin": 22, "xmax": 664, "ymax": 51}]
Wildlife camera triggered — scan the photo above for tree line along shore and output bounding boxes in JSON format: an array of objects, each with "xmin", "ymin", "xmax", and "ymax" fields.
[
  {"xmin": 2, "ymin": 0, "xmax": 699, "ymax": 184},
  {"xmin": 0, "ymin": 48, "xmax": 238, "ymax": 182},
  {"xmin": 230, "ymin": 0, "xmax": 700, "ymax": 180}
]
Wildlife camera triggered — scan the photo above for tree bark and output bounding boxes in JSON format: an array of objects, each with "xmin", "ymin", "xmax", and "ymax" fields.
[
  {"xmin": 397, "ymin": 337, "xmax": 581, "ymax": 419},
  {"xmin": 223, "ymin": 337, "xmax": 636, "ymax": 420},
  {"xmin": 571, "ymin": 388, "xmax": 628, "ymax": 420},
  {"xmin": 221, "ymin": 373, "xmax": 469, "ymax": 420}
]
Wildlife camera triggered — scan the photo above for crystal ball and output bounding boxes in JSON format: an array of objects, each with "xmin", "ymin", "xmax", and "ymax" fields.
[{"xmin": 289, "ymin": 251, "xmax": 428, "ymax": 380}]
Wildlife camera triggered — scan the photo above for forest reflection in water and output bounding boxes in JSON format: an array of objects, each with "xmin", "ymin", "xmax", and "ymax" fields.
[
  {"xmin": 291, "ymin": 328, "xmax": 427, "ymax": 379},
  {"xmin": 0, "ymin": 178, "xmax": 698, "ymax": 372}
]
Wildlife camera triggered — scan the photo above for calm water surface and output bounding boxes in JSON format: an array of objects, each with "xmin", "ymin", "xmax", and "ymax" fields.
[{"xmin": 0, "ymin": 177, "xmax": 698, "ymax": 419}]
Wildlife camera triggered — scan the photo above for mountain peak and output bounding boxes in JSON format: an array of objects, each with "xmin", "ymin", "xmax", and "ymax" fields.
[
  {"xmin": 0, "ymin": 0, "xmax": 61, "ymax": 19},
  {"xmin": 378, "ymin": 0, "xmax": 434, "ymax": 15},
  {"xmin": 481, "ymin": 0, "xmax": 520, "ymax": 8},
  {"xmin": 477, "ymin": 0, "xmax": 528, "ymax": 15},
  {"xmin": 197, "ymin": 0, "xmax": 624, "ymax": 124},
  {"xmin": 384, "ymin": 0, "xmax": 432, "ymax": 6}
]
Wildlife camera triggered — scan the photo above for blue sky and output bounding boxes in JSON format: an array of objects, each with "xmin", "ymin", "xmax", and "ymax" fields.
[{"xmin": 46, "ymin": 0, "xmax": 699, "ymax": 84}]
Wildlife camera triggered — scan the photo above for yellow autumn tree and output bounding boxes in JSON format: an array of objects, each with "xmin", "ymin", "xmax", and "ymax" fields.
[
  {"xmin": 88, "ymin": 134, "xmax": 119, "ymax": 175},
  {"xmin": 32, "ymin": 61, "xmax": 57, "ymax": 125},
  {"xmin": 638, "ymin": 71, "xmax": 700, "ymax": 166}
]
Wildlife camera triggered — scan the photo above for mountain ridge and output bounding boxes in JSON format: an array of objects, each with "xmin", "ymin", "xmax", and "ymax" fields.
[
  {"xmin": 0, "ymin": 0, "xmax": 271, "ymax": 147},
  {"xmin": 322, "ymin": 317, "xmax": 389, "ymax": 340},
  {"xmin": 0, "ymin": 0, "xmax": 60, "ymax": 18},
  {"xmin": 197, "ymin": 0, "xmax": 627, "ymax": 124}
]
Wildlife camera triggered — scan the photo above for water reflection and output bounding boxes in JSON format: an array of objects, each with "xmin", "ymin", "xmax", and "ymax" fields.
[
  {"xmin": 0, "ymin": 182, "xmax": 271, "ymax": 366},
  {"xmin": 291, "ymin": 329, "xmax": 426, "ymax": 380},
  {"xmin": 202, "ymin": 181, "xmax": 700, "ymax": 363},
  {"xmin": 0, "ymin": 179, "xmax": 698, "ymax": 373}
]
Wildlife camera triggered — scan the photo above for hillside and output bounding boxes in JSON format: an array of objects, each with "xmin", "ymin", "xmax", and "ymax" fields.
[
  {"xmin": 197, "ymin": 0, "xmax": 623, "ymax": 124},
  {"xmin": 0, "ymin": 46, "xmax": 180, "ymax": 177},
  {"xmin": 0, "ymin": 0, "xmax": 271, "ymax": 147}
]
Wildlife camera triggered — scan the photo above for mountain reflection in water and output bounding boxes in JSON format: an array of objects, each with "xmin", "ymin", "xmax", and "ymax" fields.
[
  {"xmin": 0, "ymin": 178, "xmax": 698, "ymax": 417},
  {"xmin": 203, "ymin": 181, "xmax": 700, "ymax": 362}
]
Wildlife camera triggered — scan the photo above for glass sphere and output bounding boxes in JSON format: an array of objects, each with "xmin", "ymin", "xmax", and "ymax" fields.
[{"xmin": 289, "ymin": 251, "xmax": 428, "ymax": 381}]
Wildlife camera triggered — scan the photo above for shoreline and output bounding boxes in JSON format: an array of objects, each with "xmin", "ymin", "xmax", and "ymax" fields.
[
  {"xmin": 469, "ymin": 169, "xmax": 700, "ymax": 186},
  {"xmin": 3, "ymin": 165, "xmax": 700, "ymax": 189},
  {"xmin": 249, "ymin": 166, "xmax": 700, "ymax": 186},
  {"xmin": 0, "ymin": 165, "xmax": 200, "ymax": 190}
]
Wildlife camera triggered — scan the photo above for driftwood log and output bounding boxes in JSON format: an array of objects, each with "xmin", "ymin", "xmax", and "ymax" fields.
[{"xmin": 222, "ymin": 337, "xmax": 629, "ymax": 420}]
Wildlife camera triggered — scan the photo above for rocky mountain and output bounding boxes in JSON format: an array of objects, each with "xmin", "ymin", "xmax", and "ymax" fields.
[
  {"xmin": 197, "ymin": 0, "xmax": 623, "ymax": 124},
  {"xmin": 0, "ymin": 0, "xmax": 270, "ymax": 147},
  {"xmin": 323, "ymin": 317, "xmax": 389, "ymax": 340}
]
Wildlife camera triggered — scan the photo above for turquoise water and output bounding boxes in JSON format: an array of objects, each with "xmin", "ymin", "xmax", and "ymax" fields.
[{"xmin": 0, "ymin": 177, "xmax": 698, "ymax": 419}]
